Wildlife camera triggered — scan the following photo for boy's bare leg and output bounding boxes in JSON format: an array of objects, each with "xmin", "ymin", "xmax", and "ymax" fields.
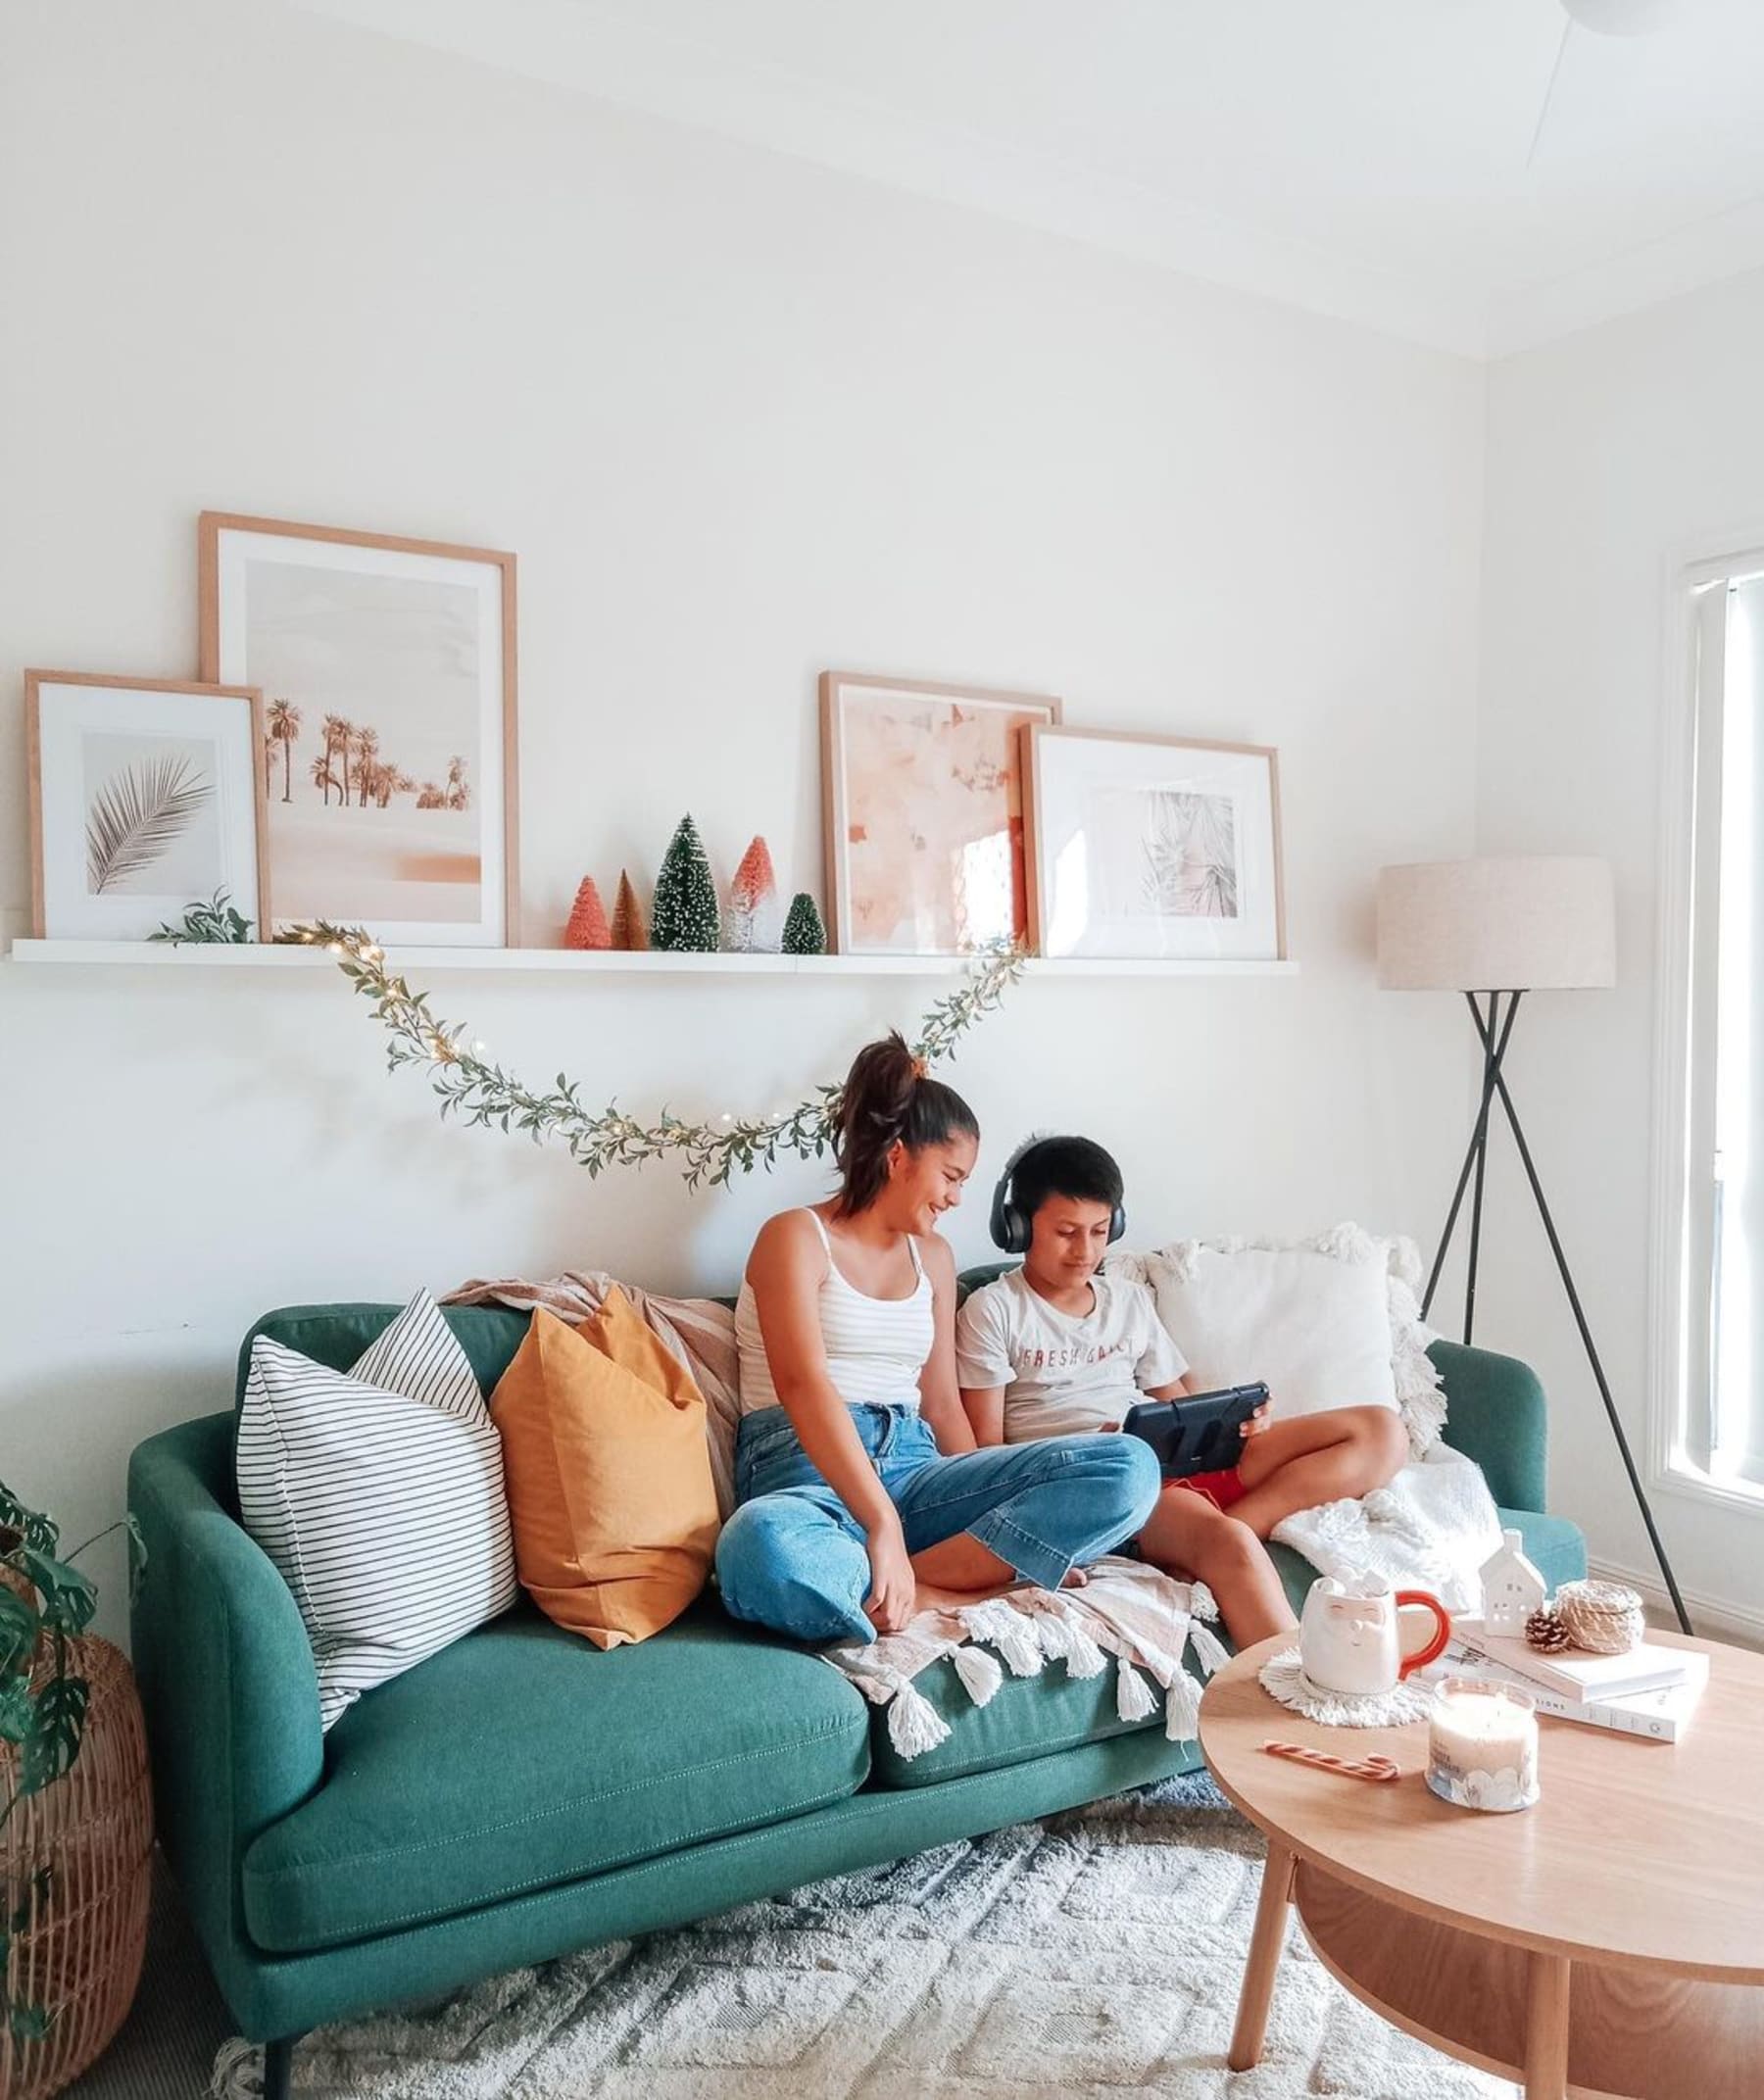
[
  {"xmin": 1229, "ymin": 1406, "xmax": 1408, "ymax": 1540},
  {"xmin": 1137, "ymin": 1488, "xmax": 1297, "ymax": 1647}
]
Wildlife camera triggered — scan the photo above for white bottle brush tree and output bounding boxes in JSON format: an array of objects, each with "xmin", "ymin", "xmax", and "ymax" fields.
[{"xmin": 723, "ymin": 836, "xmax": 782, "ymax": 952}]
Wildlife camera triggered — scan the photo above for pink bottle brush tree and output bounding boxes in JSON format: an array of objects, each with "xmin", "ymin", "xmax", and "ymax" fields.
[
  {"xmin": 564, "ymin": 876, "xmax": 612, "ymax": 951},
  {"xmin": 723, "ymin": 835, "xmax": 782, "ymax": 953}
]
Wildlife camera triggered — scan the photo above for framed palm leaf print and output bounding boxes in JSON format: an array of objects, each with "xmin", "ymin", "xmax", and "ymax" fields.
[{"xmin": 25, "ymin": 671, "xmax": 269, "ymax": 940}]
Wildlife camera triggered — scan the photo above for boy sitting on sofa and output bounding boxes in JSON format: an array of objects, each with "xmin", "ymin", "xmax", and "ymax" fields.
[{"xmin": 956, "ymin": 1136, "xmax": 1408, "ymax": 1646}]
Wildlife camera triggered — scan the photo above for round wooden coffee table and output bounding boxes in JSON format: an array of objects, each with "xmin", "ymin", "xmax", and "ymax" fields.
[{"xmin": 1199, "ymin": 1633, "xmax": 1764, "ymax": 2100}]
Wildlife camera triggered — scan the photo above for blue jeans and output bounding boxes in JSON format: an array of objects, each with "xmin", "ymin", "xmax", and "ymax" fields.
[{"xmin": 715, "ymin": 1404, "xmax": 1161, "ymax": 1644}]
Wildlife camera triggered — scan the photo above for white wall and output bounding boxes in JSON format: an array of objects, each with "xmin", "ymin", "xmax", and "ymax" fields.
[
  {"xmin": 1479, "ymin": 267, "xmax": 1764, "ymax": 1631},
  {"xmin": 0, "ymin": 0, "xmax": 1485, "ymax": 1637}
]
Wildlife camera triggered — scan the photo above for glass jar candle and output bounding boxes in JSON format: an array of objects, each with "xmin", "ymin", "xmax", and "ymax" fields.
[{"xmin": 1425, "ymin": 1678, "xmax": 1540, "ymax": 1812}]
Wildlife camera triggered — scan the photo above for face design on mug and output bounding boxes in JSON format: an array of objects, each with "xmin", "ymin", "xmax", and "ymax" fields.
[{"xmin": 1324, "ymin": 1596, "xmax": 1383, "ymax": 1649}]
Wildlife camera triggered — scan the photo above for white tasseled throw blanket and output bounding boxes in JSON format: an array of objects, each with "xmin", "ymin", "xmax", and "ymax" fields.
[{"xmin": 821, "ymin": 1558, "xmax": 1231, "ymax": 1761}]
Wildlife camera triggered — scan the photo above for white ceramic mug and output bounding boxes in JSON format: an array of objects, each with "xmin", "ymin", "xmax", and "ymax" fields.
[{"xmin": 1298, "ymin": 1575, "xmax": 1452, "ymax": 1697}]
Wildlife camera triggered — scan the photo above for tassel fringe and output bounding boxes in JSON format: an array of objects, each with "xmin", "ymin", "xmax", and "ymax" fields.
[
  {"xmin": 963, "ymin": 1600, "xmax": 1046, "ymax": 1678},
  {"xmin": 952, "ymin": 1640, "xmax": 1003, "ymax": 1706},
  {"xmin": 1189, "ymin": 1619, "xmax": 1232, "ymax": 1678},
  {"xmin": 1164, "ymin": 1669, "xmax": 1204, "ymax": 1741},
  {"xmin": 1058, "ymin": 1615, "xmax": 1108, "ymax": 1679},
  {"xmin": 884, "ymin": 1674, "xmax": 952, "ymax": 1758},
  {"xmin": 1114, "ymin": 1653, "xmax": 1158, "ymax": 1722},
  {"xmin": 210, "ymin": 2038, "xmax": 264, "ymax": 2099}
]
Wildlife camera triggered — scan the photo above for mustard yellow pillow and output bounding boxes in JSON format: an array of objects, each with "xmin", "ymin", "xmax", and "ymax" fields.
[{"xmin": 490, "ymin": 1293, "xmax": 718, "ymax": 1647}]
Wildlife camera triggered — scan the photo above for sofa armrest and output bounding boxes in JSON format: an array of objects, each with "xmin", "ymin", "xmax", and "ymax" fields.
[
  {"xmin": 128, "ymin": 1414, "xmax": 323, "ymax": 1964},
  {"xmin": 1429, "ymin": 1340, "xmax": 1548, "ymax": 1513}
]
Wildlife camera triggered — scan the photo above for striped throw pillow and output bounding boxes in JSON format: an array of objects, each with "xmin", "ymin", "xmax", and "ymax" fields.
[{"xmin": 237, "ymin": 1290, "xmax": 519, "ymax": 1730}]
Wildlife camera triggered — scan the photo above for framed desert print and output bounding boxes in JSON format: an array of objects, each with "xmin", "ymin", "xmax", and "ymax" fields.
[
  {"xmin": 821, "ymin": 671, "xmax": 1059, "ymax": 956},
  {"xmin": 200, "ymin": 513, "xmax": 517, "ymax": 946},
  {"xmin": 1022, "ymin": 726, "xmax": 1286, "ymax": 961},
  {"xmin": 26, "ymin": 671, "xmax": 270, "ymax": 941}
]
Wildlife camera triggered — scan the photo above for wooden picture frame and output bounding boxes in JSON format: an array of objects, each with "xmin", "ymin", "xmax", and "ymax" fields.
[
  {"xmin": 820, "ymin": 670, "xmax": 1060, "ymax": 956},
  {"xmin": 1021, "ymin": 724, "xmax": 1287, "ymax": 960},
  {"xmin": 26, "ymin": 670, "xmax": 270, "ymax": 940},
  {"xmin": 199, "ymin": 513, "xmax": 518, "ymax": 947}
]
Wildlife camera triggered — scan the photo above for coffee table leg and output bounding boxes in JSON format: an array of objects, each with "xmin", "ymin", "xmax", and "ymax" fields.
[
  {"xmin": 1523, "ymin": 1951, "xmax": 1571, "ymax": 2099},
  {"xmin": 1228, "ymin": 1840, "xmax": 1297, "ymax": 2072}
]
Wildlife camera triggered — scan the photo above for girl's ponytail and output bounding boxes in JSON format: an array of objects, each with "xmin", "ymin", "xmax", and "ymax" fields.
[{"xmin": 833, "ymin": 1032, "xmax": 977, "ymax": 1215}]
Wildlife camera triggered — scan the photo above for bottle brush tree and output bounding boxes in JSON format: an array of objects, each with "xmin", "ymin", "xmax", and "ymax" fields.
[{"xmin": 650, "ymin": 816, "xmax": 721, "ymax": 952}]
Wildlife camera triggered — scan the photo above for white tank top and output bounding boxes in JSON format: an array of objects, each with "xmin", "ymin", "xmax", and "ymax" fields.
[{"xmin": 736, "ymin": 1209, "xmax": 935, "ymax": 1416}]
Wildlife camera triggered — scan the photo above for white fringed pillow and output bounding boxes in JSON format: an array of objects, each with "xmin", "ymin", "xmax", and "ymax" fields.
[{"xmin": 1109, "ymin": 1225, "xmax": 1445, "ymax": 1457}]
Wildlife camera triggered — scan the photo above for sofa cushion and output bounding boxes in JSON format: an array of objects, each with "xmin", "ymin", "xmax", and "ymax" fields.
[{"xmin": 242, "ymin": 1600, "xmax": 870, "ymax": 1953}]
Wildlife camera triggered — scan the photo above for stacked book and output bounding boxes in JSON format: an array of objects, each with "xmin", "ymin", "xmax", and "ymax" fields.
[{"xmin": 1419, "ymin": 1620, "xmax": 1708, "ymax": 1741}]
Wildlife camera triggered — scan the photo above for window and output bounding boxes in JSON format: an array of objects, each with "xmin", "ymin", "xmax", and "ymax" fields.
[{"xmin": 1663, "ymin": 559, "xmax": 1764, "ymax": 1497}]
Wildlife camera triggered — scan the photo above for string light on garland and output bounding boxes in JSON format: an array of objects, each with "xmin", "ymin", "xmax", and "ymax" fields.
[{"xmin": 298, "ymin": 923, "xmax": 1025, "ymax": 1190}]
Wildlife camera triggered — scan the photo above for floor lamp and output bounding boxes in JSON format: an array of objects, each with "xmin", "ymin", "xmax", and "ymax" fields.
[{"xmin": 1376, "ymin": 855, "xmax": 1692, "ymax": 1635}]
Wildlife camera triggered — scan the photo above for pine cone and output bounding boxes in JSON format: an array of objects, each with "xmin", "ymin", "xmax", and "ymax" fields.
[{"xmin": 1525, "ymin": 1606, "xmax": 1571, "ymax": 1654}]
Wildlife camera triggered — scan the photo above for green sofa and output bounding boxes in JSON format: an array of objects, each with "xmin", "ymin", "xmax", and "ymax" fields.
[{"xmin": 126, "ymin": 1283, "xmax": 1585, "ymax": 2099}]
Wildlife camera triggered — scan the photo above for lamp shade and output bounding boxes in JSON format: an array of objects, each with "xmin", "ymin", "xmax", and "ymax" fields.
[{"xmin": 1376, "ymin": 857, "xmax": 1615, "ymax": 992}]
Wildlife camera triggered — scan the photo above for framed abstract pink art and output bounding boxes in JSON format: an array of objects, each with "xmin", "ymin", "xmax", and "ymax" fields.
[{"xmin": 820, "ymin": 671, "xmax": 1060, "ymax": 956}]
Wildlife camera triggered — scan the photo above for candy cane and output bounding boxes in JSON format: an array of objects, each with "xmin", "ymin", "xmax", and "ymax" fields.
[{"xmin": 1260, "ymin": 1738, "xmax": 1401, "ymax": 1784}]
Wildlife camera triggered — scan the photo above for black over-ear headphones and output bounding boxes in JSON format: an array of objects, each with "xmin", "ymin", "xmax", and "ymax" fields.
[{"xmin": 989, "ymin": 1136, "xmax": 1127, "ymax": 1255}]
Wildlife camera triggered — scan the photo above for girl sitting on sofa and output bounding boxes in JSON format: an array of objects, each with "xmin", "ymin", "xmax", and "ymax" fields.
[{"xmin": 714, "ymin": 1034, "xmax": 1159, "ymax": 1642}]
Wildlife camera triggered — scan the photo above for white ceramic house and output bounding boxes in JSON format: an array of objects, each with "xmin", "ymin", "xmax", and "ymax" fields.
[{"xmin": 1479, "ymin": 1529, "xmax": 1548, "ymax": 1636}]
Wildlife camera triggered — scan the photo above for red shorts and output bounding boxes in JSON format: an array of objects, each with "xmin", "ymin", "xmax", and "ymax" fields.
[{"xmin": 1172, "ymin": 1465, "xmax": 1248, "ymax": 1513}]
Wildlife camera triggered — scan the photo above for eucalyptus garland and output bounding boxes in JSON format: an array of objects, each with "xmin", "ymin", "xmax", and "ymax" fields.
[{"xmin": 304, "ymin": 924, "xmax": 1024, "ymax": 1189}]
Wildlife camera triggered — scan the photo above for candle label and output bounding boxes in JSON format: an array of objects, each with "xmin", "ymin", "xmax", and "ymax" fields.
[
  {"xmin": 1426, "ymin": 1678, "xmax": 1542, "ymax": 1813},
  {"xmin": 1425, "ymin": 1739, "xmax": 1540, "ymax": 1812}
]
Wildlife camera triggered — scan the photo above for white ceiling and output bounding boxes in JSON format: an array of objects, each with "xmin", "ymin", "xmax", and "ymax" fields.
[{"xmin": 286, "ymin": 0, "xmax": 1764, "ymax": 358}]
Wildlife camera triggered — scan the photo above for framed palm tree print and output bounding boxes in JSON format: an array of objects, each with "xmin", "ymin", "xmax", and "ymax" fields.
[
  {"xmin": 25, "ymin": 671, "xmax": 270, "ymax": 941},
  {"xmin": 200, "ymin": 513, "xmax": 518, "ymax": 947},
  {"xmin": 1020, "ymin": 725, "xmax": 1286, "ymax": 960}
]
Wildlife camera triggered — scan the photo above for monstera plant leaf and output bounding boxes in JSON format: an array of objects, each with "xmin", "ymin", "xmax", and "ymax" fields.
[
  {"xmin": 0, "ymin": 1677, "xmax": 33, "ymax": 1746},
  {"xmin": 0, "ymin": 1589, "xmax": 35, "ymax": 1683},
  {"xmin": 85, "ymin": 753, "xmax": 211, "ymax": 895},
  {"xmin": 20, "ymin": 1675, "xmax": 88, "ymax": 1798},
  {"xmin": 0, "ymin": 1488, "xmax": 56, "ymax": 1555},
  {"xmin": 22, "ymin": 1552, "xmax": 95, "ymax": 1636}
]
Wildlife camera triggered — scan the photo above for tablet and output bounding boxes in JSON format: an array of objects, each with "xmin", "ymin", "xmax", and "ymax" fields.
[{"xmin": 1121, "ymin": 1384, "xmax": 1268, "ymax": 1478}]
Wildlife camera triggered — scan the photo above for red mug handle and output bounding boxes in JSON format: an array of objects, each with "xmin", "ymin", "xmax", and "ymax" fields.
[{"xmin": 1395, "ymin": 1591, "xmax": 1452, "ymax": 1678}]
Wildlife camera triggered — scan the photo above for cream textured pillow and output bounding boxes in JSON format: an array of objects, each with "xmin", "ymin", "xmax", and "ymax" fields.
[{"xmin": 1112, "ymin": 1225, "xmax": 1445, "ymax": 1456}]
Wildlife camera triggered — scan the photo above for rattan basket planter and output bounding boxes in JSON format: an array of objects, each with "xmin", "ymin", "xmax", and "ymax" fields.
[{"xmin": 0, "ymin": 1636, "xmax": 152, "ymax": 2100}]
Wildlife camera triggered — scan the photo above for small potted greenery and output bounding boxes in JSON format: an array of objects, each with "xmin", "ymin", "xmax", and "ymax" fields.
[{"xmin": 0, "ymin": 1486, "xmax": 148, "ymax": 2095}]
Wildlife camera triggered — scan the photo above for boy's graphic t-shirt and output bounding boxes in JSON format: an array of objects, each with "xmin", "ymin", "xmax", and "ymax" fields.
[{"xmin": 956, "ymin": 1268, "xmax": 1187, "ymax": 1441}]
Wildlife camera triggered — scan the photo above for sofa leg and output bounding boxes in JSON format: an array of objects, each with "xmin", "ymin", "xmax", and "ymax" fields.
[{"xmin": 263, "ymin": 2034, "xmax": 297, "ymax": 2100}]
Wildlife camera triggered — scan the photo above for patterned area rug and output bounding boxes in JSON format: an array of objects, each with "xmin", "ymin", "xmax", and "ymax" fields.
[{"xmin": 216, "ymin": 1775, "xmax": 1515, "ymax": 2099}]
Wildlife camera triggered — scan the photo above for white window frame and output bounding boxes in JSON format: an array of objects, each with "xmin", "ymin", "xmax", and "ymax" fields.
[{"xmin": 1650, "ymin": 538, "xmax": 1764, "ymax": 1516}]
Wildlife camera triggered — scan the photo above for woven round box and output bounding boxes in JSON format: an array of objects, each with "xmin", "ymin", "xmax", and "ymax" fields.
[
  {"xmin": 1553, "ymin": 1578, "xmax": 1646, "ymax": 1656},
  {"xmin": 0, "ymin": 1636, "xmax": 152, "ymax": 2100}
]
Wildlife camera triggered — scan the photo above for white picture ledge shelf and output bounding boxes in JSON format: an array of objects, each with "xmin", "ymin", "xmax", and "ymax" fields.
[{"xmin": 8, "ymin": 940, "xmax": 1298, "ymax": 980}]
